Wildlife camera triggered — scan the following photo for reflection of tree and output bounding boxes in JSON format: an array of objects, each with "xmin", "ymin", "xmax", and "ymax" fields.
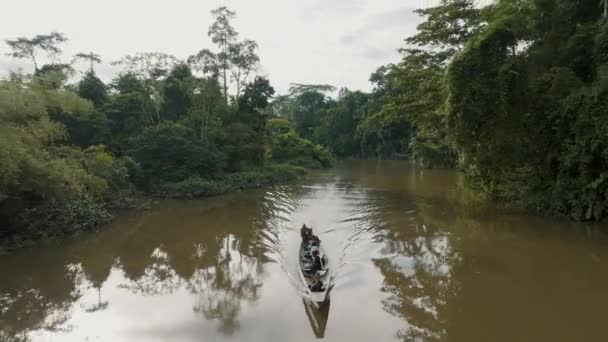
[
  {"xmin": 0, "ymin": 257, "xmax": 82, "ymax": 340},
  {"xmin": 0, "ymin": 183, "xmax": 308, "ymax": 341},
  {"xmin": 374, "ymin": 218, "xmax": 458, "ymax": 340},
  {"xmin": 366, "ymin": 167, "xmax": 608, "ymax": 342},
  {"xmin": 190, "ymin": 234, "xmax": 264, "ymax": 335},
  {"xmin": 118, "ymin": 247, "xmax": 183, "ymax": 296},
  {"xmin": 83, "ymin": 287, "xmax": 109, "ymax": 313},
  {"xmin": 74, "ymin": 233, "xmax": 116, "ymax": 314},
  {"xmin": 363, "ymin": 187, "xmax": 459, "ymax": 341}
]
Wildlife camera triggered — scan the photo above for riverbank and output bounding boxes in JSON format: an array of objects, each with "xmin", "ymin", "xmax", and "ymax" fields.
[
  {"xmin": 155, "ymin": 164, "xmax": 308, "ymax": 199},
  {"xmin": 0, "ymin": 163, "xmax": 310, "ymax": 253}
]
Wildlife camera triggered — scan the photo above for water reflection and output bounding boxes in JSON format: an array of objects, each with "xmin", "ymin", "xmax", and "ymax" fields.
[
  {"xmin": 348, "ymin": 161, "xmax": 608, "ymax": 342},
  {"xmin": 2, "ymin": 161, "xmax": 608, "ymax": 342},
  {"xmin": 191, "ymin": 234, "xmax": 264, "ymax": 335},
  {"xmin": 0, "ymin": 184, "xmax": 309, "ymax": 341},
  {"xmin": 303, "ymin": 299, "xmax": 330, "ymax": 339}
]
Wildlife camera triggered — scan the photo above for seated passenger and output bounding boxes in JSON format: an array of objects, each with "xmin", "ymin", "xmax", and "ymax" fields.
[
  {"xmin": 301, "ymin": 224, "xmax": 313, "ymax": 240},
  {"xmin": 301, "ymin": 224, "xmax": 321, "ymax": 246},
  {"xmin": 311, "ymin": 246, "xmax": 323, "ymax": 272}
]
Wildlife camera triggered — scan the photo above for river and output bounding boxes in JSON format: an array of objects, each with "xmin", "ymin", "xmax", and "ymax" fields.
[{"xmin": 1, "ymin": 160, "xmax": 608, "ymax": 341}]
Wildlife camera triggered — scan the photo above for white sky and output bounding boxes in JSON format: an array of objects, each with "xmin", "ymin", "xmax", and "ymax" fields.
[{"xmin": 0, "ymin": 0, "xmax": 432, "ymax": 94}]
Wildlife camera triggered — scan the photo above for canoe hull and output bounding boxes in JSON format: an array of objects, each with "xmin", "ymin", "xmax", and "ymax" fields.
[{"xmin": 298, "ymin": 241, "xmax": 332, "ymax": 303}]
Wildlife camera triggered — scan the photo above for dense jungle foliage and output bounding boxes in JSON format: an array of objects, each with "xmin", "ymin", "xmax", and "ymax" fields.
[
  {"xmin": 280, "ymin": 0, "xmax": 608, "ymax": 221},
  {"xmin": 0, "ymin": 7, "xmax": 332, "ymax": 244}
]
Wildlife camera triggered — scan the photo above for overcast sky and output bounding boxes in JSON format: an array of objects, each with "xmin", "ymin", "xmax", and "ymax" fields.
[{"xmin": 0, "ymin": 0, "xmax": 432, "ymax": 94}]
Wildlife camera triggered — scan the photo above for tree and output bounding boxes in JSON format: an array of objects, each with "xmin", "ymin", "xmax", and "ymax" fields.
[
  {"xmin": 203, "ymin": 6, "xmax": 260, "ymax": 103},
  {"xmin": 406, "ymin": 0, "xmax": 482, "ymax": 51},
  {"xmin": 229, "ymin": 39, "xmax": 260, "ymax": 99},
  {"xmin": 208, "ymin": 6, "xmax": 238, "ymax": 101},
  {"xmin": 238, "ymin": 76, "xmax": 275, "ymax": 113},
  {"xmin": 104, "ymin": 73, "xmax": 155, "ymax": 150},
  {"xmin": 289, "ymin": 87, "xmax": 334, "ymax": 140},
  {"xmin": 443, "ymin": 0, "xmax": 608, "ymax": 219},
  {"xmin": 4, "ymin": 32, "xmax": 68, "ymax": 72},
  {"xmin": 358, "ymin": 0, "xmax": 484, "ymax": 163},
  {"xmin": 313, "ymin": 89, "xmax": 370, "ymax": 157},
  {"xmin": 0, "ymin": 79, "xmax": 124, "ymax": 237},
  {"xmin": 288, "ymin": 83, "xmax": 336, "ymax": 96},
  {"xmin": 112, "ymin": 52, "xmax": 178, "ymax": 79},
  {"xmin": 34, "ymin": 63, "xmax": 74, "ymax": 89},
  {"xmin": 190, "ymin": 77, "xmax": 224, "ymax": 141},
  {"xmin": 275, "ymin": 83, "xmax": 336, "ymax": 140},
  {"xmin": 160, "ymin": 63, "xmax": 195, "ymax": 121},
  {"xmin": 112, "ymin": 52, "xmax": 179, "ymax": 122},
  {"xmin": 78, "ymin": 71, "xmax": 108, "ymax": 107},
  {"xmin": 73, "ymin": 52, "xmax": 102, "ymax": 73},
  {"xmin": 128, "ymin": 122, "xmax": 225, "ymax": 184},
  {"xmin": 188, "ymin": 49, "xmax": 220, "ymax": 79}
]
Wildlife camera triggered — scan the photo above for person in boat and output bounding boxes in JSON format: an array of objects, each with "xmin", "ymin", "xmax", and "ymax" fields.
[
  {"xmin": 301, "ymin": 224, "xmax": 321, "ymax": 246},
  {"xmin": 311, "ymin": 246, "xmax": 326, "ymax": 273},
  {"xmin": 301, "ymin": 224, "xmax": 313, "ymax": 240}
]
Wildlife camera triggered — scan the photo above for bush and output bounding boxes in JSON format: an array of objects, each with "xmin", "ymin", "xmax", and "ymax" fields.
[
  {"xmin": 0, "ymin": 82, "xmax": 134, "ymax": 241},
  {"xmin": 16, "ymin": 196, "xmax": 112, "ymax": 238},
  {"xmin": 220, "ymin": 122, "xmax": 267, "ymax": 171},
  {"xmin": 271, "ymin": 131, "xmax": 333, "ymax": 169},
  {"xmin": 156, "ymin": 164, "xmax": 308, "ymax": 199},
  {"xmin": 128, "ymin": 122, "xmax": 226, "ymax": 184},
  {"xmin": 156, "ymin": 177, "xmax": 230, "ymax": 198}
]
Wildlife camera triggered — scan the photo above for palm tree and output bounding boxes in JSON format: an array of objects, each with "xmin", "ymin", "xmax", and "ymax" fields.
[
  {"xmin": 73, "ymin": 52, "xmax": 101, "ymax": 73},
  {"xmin": 602, "ymin": 0, "xmax": 608, "ymax": 19}
]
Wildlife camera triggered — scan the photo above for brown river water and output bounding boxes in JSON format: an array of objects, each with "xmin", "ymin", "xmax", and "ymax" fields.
[{"xmin": 2, "ymin": 160, "xmax": 608, "ymax": 342}]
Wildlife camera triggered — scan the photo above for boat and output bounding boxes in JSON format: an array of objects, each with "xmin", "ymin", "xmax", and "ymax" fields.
[
  {"xmin": 302, "ymin": 297, "xmax": 330, "ymax": 339},
  {"xmin": 298, "ymin": 239, "xmax": 333, "ymax": 303}
]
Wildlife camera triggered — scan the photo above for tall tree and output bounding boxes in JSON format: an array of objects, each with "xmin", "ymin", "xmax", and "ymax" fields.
[
  {"xmin": 229, "ymin": 39, "xmax": 260, "ymax": 99},
  {"xmin": 73, "ymin": 52, "xmax": 102, "ymax": 72},
  {"xmin": 203, "ymin": 6, "xmax": 260, "ymax": 103},
  {"xmin": 191, "ymin": 77, "xmax": 224, "ymax": 140},
  {"xmin": 4, "ymin": 32, "xmax": 67, "ymax": 72},
  {"xmin": 188, "ymin": 49, "xmax": 220, "ymax": 79},
  {"xmin": 208, "ymin": 6, "xmax": 238, "ymax": 102}
]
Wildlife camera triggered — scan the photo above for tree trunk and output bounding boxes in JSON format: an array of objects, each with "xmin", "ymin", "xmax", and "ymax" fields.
[
  {"xmin": 223, "ymin": 68, "xmax": 228, "ymax": 103},
  {"xmin": 200, "ymin": 111, "xmax": 205, "ymax": 140},
  {"xmin": 222, "ymin": 40, "xmax": 229, "ymax": 104},
  {"xmin": 32, "ymin": 56, "xmax": 38, "ymax": 73}
]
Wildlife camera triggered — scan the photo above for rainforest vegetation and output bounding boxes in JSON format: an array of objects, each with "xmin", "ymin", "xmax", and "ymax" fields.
[
  {"xmin": 2, "ymin": 0, "xmax": 608, "ymax": 246},
  {"xmin": 0, "ymin": 7, "xmax": 331, "ymax": 244},
  {"xmin": 281, "ymin": 0, "xmax": 608, "ymax": 222}
]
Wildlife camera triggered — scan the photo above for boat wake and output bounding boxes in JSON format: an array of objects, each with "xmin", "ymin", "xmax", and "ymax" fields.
[{"xmin": 257, "ymin": 181, "xmax": 387, "ymax": 302}]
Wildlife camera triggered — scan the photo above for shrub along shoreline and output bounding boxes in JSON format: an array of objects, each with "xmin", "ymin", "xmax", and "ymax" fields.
[
  {"xmin": 0, "ymin": 71, "xmax": 333, "ymax": 251},
  {"xmin": 155, "ymin": 163, "xmax": 308, "ymax": 199},
  {"xmin": 0, "ymin": 163, "xmax": 315, "ymax": 252}
]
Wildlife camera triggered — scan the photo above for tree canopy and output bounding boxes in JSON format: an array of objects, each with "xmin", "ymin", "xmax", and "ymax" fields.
[{"xmin": 0, "ymin": 7, "xmax": 332, "ymax": 244}]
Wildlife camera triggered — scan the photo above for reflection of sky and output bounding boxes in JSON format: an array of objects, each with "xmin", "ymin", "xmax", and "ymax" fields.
[{"xmin": 25, "ymin": 236, "xmax": 265, "ymax": 341}]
